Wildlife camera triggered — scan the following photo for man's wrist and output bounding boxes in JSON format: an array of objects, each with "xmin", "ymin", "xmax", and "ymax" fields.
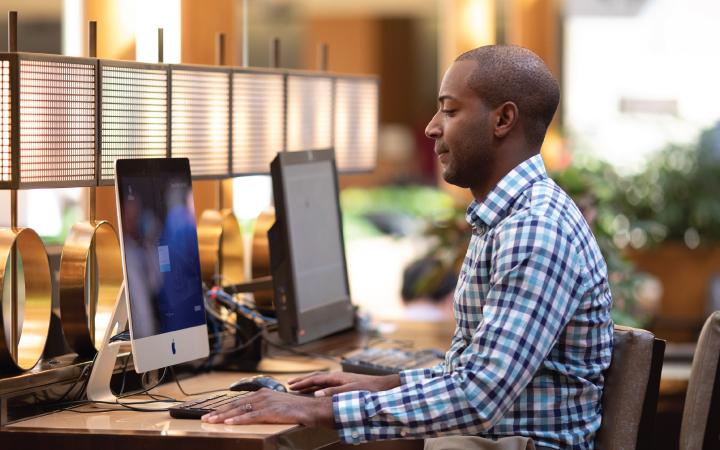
[
  {"xmin": 309, "ymin": 396, "xmax": 335, "ymax": 428},
  {"xmin": 380, "ymin": 373, "xmax": 401, "ymax": 390}
]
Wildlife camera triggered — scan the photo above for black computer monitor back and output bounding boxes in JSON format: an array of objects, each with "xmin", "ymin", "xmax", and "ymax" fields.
[{"xmin": 269, "ymin": 150, "xmax": 354, "ymax": 344}]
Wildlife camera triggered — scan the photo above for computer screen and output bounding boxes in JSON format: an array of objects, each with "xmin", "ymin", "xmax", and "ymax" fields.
[
  {"xmin": 115, "ymin": 158, "xmax": 209, "ymax": 372},
  {"xmin": 269, "ymin": 150, "xmax": 354, "ymax": 344}
]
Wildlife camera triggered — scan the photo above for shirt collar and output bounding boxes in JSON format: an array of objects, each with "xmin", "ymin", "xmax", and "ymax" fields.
[{"xmin": 465, "ymin": 154, "xmax": 548, "ymax": 229}]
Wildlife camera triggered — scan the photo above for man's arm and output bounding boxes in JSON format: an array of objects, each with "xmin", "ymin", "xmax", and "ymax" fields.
[
  {"xmin": 288, "ymin": 372, "xmax": 401, "ymax": 396},
  {"xmin": 204, "ymin": 216, "xmax": 587, "ymax": 443},
  {"xmin": 331, "ymin": 216, "xmax": 587, "ymax": 443}
]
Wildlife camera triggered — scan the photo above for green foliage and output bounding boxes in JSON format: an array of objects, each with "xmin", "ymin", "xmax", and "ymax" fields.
[
  {"xmin": 340, "ymin": 186, "xmax": 457, "ymax": 221},
  {"xmin": 614, "ymin": 126, "xmax": 720, "ymax": 247},
  {"xmin": 550, "ymin": 124, "xmax": 720, "ymax": 326},
  {"xmin": 340, "ymin": 185, "xmax": 458, "ymax": 240}
]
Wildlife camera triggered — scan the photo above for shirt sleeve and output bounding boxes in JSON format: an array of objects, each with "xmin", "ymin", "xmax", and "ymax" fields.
[{"xmin": 332, "ymin": 216, "xmax": 588, "ymax": 444}]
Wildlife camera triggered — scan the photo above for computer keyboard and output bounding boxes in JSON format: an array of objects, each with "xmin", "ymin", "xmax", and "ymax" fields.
[
  {"xmin": 341, "ymin": 347, "xmax": 445, "ymax": 376},
  {"xmin": 169, "ymin": 391, "xmax": 251, "ymax": 419}
]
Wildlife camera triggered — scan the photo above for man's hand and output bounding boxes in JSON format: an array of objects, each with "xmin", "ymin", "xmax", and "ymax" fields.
[
  {"xmin": 288, "ymin": 371, "xmax": 401, "ymax": 397},
  {"xmin": 201, "ymin": 388, "xmax": 334, "ymax": 427}
]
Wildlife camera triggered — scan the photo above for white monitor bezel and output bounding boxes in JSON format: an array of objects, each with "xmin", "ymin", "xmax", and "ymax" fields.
[{"xmin": 114, "ymin": 158, "xmax": 209, "ymax": 373}]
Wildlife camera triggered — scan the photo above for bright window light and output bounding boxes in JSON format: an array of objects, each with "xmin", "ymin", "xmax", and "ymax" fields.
[
  {"xmin": 564, "ymin": 0, "xmax": 720, "ymax": 173},
  {"xmin": 135, "ymin": 0, "xmax": 181, "ymax": 63}
]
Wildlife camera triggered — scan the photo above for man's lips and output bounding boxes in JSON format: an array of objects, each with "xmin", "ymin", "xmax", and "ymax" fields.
[
  {"xmin": 435, "ymin": 142, "xmax": 449, "ymax": 164},
  {"xmin": 434, "ymin": 142, "xmax": 448, "ymax": 156}
]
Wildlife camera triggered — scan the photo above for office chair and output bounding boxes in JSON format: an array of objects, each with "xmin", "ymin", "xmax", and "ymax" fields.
[
  {"xmin": 596, "ymin": 326, "xmax": 666, "ymax": 450},
  {"xmin": 679, "ymin": 311, "xmax": 720, "ymax": 450}
]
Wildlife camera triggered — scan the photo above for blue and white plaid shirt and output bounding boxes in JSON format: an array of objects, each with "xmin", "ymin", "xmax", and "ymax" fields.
[{"xmin": 333, "ymin": 155, "xmax": 614, "ymax": 449}]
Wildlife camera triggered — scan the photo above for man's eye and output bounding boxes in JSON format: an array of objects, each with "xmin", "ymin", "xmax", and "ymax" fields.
[{"xmin": 441, "ymin": 109, "xmax": 456, "ymax": 116}]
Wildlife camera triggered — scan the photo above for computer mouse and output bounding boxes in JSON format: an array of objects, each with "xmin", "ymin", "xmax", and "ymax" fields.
[{"xmin": 228, "ymin": 375, "xmax": 288, "ymax": 393}]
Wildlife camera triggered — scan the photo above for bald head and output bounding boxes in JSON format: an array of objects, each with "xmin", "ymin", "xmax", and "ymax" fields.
[{"xmin": 456, "ymin": 45, "xmax": 559, "ymax": 150}]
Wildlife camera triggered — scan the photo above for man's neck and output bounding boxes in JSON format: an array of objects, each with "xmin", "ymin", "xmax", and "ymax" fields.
[{"xmin": 469, "ymin": 150, "xmax": 538, "ymax": 203}]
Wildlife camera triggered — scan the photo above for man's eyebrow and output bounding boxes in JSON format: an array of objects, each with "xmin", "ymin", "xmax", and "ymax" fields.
[{"xmin": 437, "ymin": 95, "xmax": 457, "ymax": 104}]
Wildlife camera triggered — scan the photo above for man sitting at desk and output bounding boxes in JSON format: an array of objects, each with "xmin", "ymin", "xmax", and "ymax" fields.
[{"xmin": 203, "ymin": 45, "xmax": 614, "ymax": 450}]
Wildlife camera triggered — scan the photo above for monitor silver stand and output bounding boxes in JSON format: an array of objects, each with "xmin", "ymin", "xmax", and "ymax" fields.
[
  {"xmin": 86, "ymin": 281, "xmax": 128, "ymax": 404},
  {"xmin": 85, "ymin": 282, "xmax": 172, "ymax": 410}
]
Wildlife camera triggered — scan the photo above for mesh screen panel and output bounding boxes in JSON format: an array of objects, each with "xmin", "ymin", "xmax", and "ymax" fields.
[
  {"xmin": 171, "ymin": 69, "xmax": 229, "ymax": 177},
  {"xmin": 0, "ymin": 60, "xmax": 10, "ymax": 183},
  {"xmin": 334, "ymin": 78, "xmax": 378, "ymax": 172},
  {"xmin": 18, "ymin": 59, "xmax": 96, "ymax": 186},
  {"xmin": 100, "ymin": 64, "xmax": 167, "ymax": 183},
  {"xmin": 287, "ymin": 75, "xmax": 332, "ymax": 152},
  {"xmin": 232, "ymin": 71, "xmax": 284, "ymax": 174}
]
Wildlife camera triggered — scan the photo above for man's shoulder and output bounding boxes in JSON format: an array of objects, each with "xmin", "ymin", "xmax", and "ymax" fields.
[
  {"xmin": 497, "ymin": 178, "xmax": 583, "ymax": 235},
  {"xmin": 526, "ymin": 177, "xmax": 580, "ymax": 217}
]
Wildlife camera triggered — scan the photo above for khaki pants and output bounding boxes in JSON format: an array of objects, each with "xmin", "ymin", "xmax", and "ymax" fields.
[{"xmin": 424, "ymin": 436, "xmax": 538, "ymax": 450}]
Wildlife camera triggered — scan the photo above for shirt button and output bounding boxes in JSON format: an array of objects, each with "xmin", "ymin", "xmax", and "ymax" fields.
[
  {"xmin": 400, "ymin": 430, "xmax": 409, "ymax": 437},
  {"xmin": 351, "ymin": 431, "xmax": 360, "ymax": 439}
]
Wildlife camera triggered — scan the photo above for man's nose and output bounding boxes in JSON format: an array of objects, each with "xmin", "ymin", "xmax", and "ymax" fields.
[{"xmin": 425, "ymin": 111, "xmax": 442, "ymax": 139}]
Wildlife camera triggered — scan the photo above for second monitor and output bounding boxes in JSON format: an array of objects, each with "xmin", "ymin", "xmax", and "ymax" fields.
[{"xmin": 269, "ymin": 150, "xmax": 354, "ymax": 345}]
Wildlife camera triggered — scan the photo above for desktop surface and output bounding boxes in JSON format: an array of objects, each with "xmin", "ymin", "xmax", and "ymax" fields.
[{"xmin": 3, "ymin": 371, "xmax": 337, "ymax": 450}]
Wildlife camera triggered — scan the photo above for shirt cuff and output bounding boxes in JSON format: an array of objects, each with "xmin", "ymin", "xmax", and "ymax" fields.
[{"xmin": 333, "ymin": 391, "xmax": 369, "ymax": 444}]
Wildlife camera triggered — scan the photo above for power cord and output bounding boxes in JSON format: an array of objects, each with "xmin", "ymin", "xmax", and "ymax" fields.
[
  {"xmin": 168, "ymin": 366, "xmax": 227, "ymax": 397},
  {"xmin": 52, "ymin": 286, "xmax": 283, "ymax": 414}
]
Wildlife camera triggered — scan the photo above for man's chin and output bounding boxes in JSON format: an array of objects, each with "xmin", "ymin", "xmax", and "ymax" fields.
[{"xmin": 441, "ymin": 170, "xmax": 469, "ymax": 188}]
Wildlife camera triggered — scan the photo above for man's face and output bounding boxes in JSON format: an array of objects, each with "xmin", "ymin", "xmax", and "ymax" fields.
[{"xmin": 425, "ymin": 60, "xmax": 495, "ymax": 189}]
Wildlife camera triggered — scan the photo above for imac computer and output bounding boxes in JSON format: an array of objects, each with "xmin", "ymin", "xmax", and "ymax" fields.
[
  {"xmin": 269, "ymin": 149, "xmax": 355, "ymax": 345},
  {"xmin": 87, "ymin": 158, "xmax": 209, "ymax": 402}
]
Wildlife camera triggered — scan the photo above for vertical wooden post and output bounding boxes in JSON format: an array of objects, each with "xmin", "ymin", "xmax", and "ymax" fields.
[
  {"xmin": 317, "ymin": 43, "xmax": 328, "ymax": 71},
  {"xmin": 158, "ymin": 28, "xmax": 164, "ymax": 63},
  {"xmin": 88, "ymin": 21, "xmax": 98, "ymax": 223},
  {"xmin": 88, "ymin": 20, "xmax": 97, "ymax": 58},
  {"xmin": 88, "ymin": 20, "xmax": 99, "ymax": 341},
  {"xmin": 215, "ymin": 32, "xmax": 226, "ymax": 66},
  {"xmin": 8, "ymin": 10, "xmax": 18, "ymax": 362},
  {"xmin": 215, "ymin": 32, "xmax": 227, "ymax": 209},
  {"xmin": 270, "ymin": 37, "xmax": 280, "ymax": 68},
  {"xmin": 8, "ymin": 11, "xmax": 17, "ymax": 53},
  {"xmin": 242, "ymin": 0, "xmax": 249, "ymax": 67}
]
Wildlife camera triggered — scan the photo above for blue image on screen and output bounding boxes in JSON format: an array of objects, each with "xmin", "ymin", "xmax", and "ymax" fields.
[{"xmin": 120, "ymin": 174, "xmax": 206, "ymax": 339}]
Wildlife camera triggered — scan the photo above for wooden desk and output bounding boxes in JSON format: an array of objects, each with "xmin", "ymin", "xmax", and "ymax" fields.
[
  {"xmin": 1, "ymin": 371, "xmax": 339, "ymax": 450},
  {"xmin": 0, "ymin": 320, "xmax": 693, "ymax": 450}
]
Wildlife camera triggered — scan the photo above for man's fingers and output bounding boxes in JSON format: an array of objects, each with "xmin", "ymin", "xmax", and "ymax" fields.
[
  {"xmin": 201, "ymin": 391, "xmax": 268, "ymax": 423},
  {"xmin": 292, "ymin": 386, "xmax": 321, "ymax": 395},
  {"xmin": 202, "ymin": 402, "xmax": 254, "ymax": 423},
  {"xmin": 287, "ymin": 371, "xmax": 326, "ymax": 384},
  {"xmin": 224, "ymin": 408, "xmax": 294, "ymax": 425},
  {"xmin": 288, "ymin": 373, "xmax": 342, "ymax": 391},
  {"xmin": 314, "ymin": 383, "xmax": 359, "ymax": 397}
]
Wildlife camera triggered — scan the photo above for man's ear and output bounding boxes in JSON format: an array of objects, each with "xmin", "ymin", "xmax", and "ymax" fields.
[{"xmin": 493, "ymin": 101, "xmax": 519, "ymax": 139}]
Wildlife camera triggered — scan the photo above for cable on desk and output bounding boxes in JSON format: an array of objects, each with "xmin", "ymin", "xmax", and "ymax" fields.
[
  {"xmin": 207, "ymin": 285, "xmax": 277, "ymax": 325},
  {"xmin": 52, "ymin": 326, "xmax": 132, "ymax": 405},
  {"xmin": 215, "ymin": 327, "xmax": 264, "ymax": 355},
  {"xmin": 168, "ymin": 365, "xmax": 229, "ymax": 397},
  {"xmin": 54, "ymin": 352, "xmax": 98, "ymax": 404}
]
